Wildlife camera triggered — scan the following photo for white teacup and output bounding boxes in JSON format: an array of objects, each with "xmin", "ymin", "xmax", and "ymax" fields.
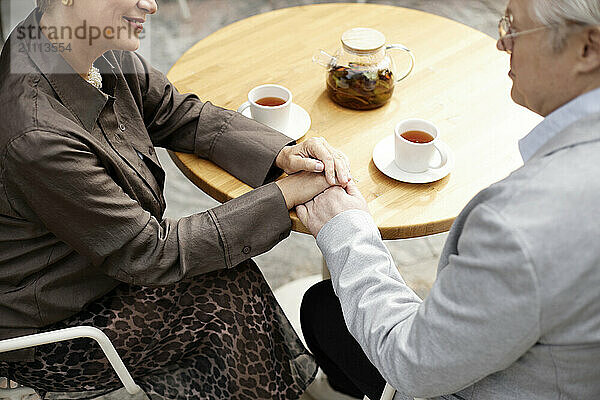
[
  {"xmin": 237, "ymin": 84, "xmax": 292, "ymax": 132},
  {"xmin": 394, "ymin": 119, "xmax": 448, "ymax": 173}
]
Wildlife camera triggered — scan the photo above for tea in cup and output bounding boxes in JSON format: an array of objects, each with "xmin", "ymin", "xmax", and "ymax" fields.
[
  {"xmin": 394, "ymin": 119, "xmax": 448, "ymax": 173},
  {"xmin": 237, "ymin": 84, "xmax": 292, "ymax": 132}
]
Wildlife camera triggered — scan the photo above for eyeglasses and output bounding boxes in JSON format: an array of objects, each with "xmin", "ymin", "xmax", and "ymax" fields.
[{"xmin": 498, "ymin": 15, "xmax": 551, "ymax": 53}]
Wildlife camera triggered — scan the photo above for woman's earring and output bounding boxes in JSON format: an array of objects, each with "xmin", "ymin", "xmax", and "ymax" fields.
[{"xmin": 61, "ymin": 0, "xmax": 73, "ymax": 6}]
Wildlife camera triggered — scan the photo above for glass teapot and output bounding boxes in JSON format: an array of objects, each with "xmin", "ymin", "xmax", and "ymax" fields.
[{"xmin": 313, "ymin": 28, "xmax": 415, "ymax": 110}]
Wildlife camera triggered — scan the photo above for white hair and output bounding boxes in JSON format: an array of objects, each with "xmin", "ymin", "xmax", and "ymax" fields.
[{"xmin": 530, "ymin": 0, "xmax": 600, "ymax": 50}]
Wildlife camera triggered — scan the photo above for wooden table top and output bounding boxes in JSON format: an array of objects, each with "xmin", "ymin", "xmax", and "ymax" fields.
[{"xmin": 167, "ymin": 3, "xmax": 541, "ymax": 240}]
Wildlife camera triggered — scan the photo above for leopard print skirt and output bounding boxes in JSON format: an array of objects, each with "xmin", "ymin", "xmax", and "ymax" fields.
[{"xmin": 0, "ymin": 261, "xmax": 317, "ymax": 399}]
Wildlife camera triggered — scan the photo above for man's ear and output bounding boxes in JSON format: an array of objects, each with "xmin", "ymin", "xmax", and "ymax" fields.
[{"xmin": 578, "ymin": 27, "xmax": 600, "ymax": 73}]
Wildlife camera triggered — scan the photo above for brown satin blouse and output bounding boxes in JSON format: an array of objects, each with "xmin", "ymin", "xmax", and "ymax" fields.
[{"xmin": 0, "ymin": 10, "xmax": 293, "ymax": 360}]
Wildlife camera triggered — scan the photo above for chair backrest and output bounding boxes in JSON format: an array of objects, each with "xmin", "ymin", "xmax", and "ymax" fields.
[{"xmin": 0, "ymin": 326, "xmax": 142, "ymax": 396}]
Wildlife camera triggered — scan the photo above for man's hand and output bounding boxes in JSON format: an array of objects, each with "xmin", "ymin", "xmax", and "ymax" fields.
[
  {"xmin": 296, "ymin": 180, "xmax": 369, "ymax": 237},
  {"xmin": 275, "ymin": 137, "xmax": 351, "ymax": 186},
  {"xmin": 275, "ymin": 172, "xmax": 332, "ymax": 209}
]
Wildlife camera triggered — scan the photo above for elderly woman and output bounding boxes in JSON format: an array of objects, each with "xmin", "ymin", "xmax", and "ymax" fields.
[{"xmin": 0, "ymin": 0, "xmax": 351, "ymax": 398}]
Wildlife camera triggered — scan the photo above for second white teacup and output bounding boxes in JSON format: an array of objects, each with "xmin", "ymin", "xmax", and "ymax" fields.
[
  {"xmin": 237, "ymin": 84, "xmax": 292, "ymax": 133},
  {"xmin": 394, "ymin": 119, "xmax": 448, "ymax": 173}
]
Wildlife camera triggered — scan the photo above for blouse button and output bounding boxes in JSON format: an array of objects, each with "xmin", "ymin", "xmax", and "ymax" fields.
[
  {"xmin": 119, "ymin": 123, "xmax": 126, "ymax": 131},
  {"xmin": 242, "ymin": 246, "xmax": 251, "ymax": 254}
]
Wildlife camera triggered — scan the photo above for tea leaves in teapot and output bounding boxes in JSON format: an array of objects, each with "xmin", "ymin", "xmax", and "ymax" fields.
[{"xmin": 326, "ymin": 64, "xmax": 394, "ymax": 110}]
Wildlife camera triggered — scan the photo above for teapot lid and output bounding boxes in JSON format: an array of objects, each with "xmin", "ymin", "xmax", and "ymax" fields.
[{"xmin": 341, "ymin": 28, "xmax": 386, "ymax": 54}]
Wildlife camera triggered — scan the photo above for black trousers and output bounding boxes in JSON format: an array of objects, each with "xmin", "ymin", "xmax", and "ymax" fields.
[{"xmin": 300, "ymin": 280, "xmax": 386, "ymax": 400}]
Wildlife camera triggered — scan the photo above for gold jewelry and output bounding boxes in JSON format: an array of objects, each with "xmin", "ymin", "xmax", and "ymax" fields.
[
  {"xmin": 86, "ymin": 66, "xmax": 102, "ymax": 90},
  {"xmin": 61, "ymin": 0, "xmax": 73, "ymax": 6}
]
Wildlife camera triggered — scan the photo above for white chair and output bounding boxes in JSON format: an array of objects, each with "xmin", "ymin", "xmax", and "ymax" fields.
[
  {"xmin": 364, "ymin": 383, "xmax": 429, "ymax": 400},
  {"xmin": 0, "ymin": 326, "xmax": 142, "ymax": 399},
  {"xmin": 364, "ymin": 382, "xmax": 397, "ymax": 400}
]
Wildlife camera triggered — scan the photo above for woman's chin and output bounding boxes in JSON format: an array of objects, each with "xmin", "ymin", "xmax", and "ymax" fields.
[
  {"xmin": 115, "ymin": 39, "xmax": 141, "ymax": 52},
  {"xmin": 126, "ymin": 41, "xmax": 141, "ymax": 52}
]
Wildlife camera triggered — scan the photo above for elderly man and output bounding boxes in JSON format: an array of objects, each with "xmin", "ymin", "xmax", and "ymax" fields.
[{"xmin": 297, "ymin": 0, "xmax": 600, "ymax": 399}]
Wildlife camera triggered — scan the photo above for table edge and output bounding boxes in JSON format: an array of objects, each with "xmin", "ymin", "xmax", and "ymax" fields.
[{"xmin": 164, "ymin": 3, "xmax": 499, "ymax": 239}]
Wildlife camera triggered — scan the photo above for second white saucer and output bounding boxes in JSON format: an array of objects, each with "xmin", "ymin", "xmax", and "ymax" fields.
[
  {"xmin": 373, "ymin": 135, "xmax": 455, "ymax": 184},
  {"xmin": 240, "ymin": 103, "xmax": 311, "ymax": 141}
]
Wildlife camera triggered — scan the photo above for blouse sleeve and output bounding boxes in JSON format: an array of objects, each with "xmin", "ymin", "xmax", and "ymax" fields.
[
  {"xmin": 3, "ymin": 130, "xmax": 292, "ymax": 286},
  {"xmin": 121, "ymin": 51, "xmax": 293, "ymax": 187}
]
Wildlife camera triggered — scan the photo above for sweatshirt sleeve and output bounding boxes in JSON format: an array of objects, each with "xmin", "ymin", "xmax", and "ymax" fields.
[{"xmin": 316, "ymin": 208, "xmax": 540, "ymax": 398}]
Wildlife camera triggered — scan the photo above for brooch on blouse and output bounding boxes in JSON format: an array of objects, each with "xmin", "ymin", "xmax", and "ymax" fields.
[{"xmin": 86, "ymin": 66, "xmax": 102, "ymax": 90}]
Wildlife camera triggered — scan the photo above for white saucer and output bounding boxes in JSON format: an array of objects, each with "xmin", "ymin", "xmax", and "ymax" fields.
[
  {"xmin": 239, "ymin": 103, "xmax": 311, "ymax": 141},
  {"xmin": 372, "ymin": 135, "xmax": 454, "ymax": 183}
]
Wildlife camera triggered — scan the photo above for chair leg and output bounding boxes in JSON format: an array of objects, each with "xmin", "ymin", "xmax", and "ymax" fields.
[
  {"xmin": 362, "ymin": 382, "xmax": 396, "ymax": 400},
  {"xmin": 380, "ymin": 383, "xmax": 396, "ymax": 400}
]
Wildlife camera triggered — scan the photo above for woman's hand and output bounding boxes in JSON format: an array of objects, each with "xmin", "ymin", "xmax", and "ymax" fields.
[
  {"xmin": 275, "ymin": 172, "xmax": 332, "ymax": 210},
  {"xmin": 275, "ymin": 137, "xmax": 351, "ymax": 186}
]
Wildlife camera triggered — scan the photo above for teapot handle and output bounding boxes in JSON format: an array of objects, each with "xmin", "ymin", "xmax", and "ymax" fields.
[
  {"xmin": 386, "ymin": 44, "xmax": 415, "ymax": 83},
  {"xmin": 312, "ymin": 49, "xmax": 336, "ymax": 68}
]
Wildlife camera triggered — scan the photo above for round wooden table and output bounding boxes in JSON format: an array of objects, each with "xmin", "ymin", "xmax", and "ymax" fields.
[{"xmin": 167, "ymin": 3, "xmax": 541, "ymax": 240}]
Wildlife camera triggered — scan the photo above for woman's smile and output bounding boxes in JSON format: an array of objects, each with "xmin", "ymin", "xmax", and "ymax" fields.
[{"xmin": 122, "ymin": 16, "xmax": 145, "ymax": 31}]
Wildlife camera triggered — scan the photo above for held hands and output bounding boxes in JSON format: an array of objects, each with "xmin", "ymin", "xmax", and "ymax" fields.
[
  {"xmin": 275, "ymin": 137, "xmax": 351, "ymax": 186},
  {"xmin": 275, "ymin": 172, "xmax": 331, "ymax": 210},
  {"xmin": 296, "ymin": 179, "xmax": 369, "ymax": 237},
  {"xmin": 274, "ymin": 137, "xmax": 352, "ymax": 211}
]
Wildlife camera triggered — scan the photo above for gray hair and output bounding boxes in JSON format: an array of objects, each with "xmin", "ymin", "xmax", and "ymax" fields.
[{"xmin": 530, "ymin": 0, "xmax": 600, "ymax": 51}]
